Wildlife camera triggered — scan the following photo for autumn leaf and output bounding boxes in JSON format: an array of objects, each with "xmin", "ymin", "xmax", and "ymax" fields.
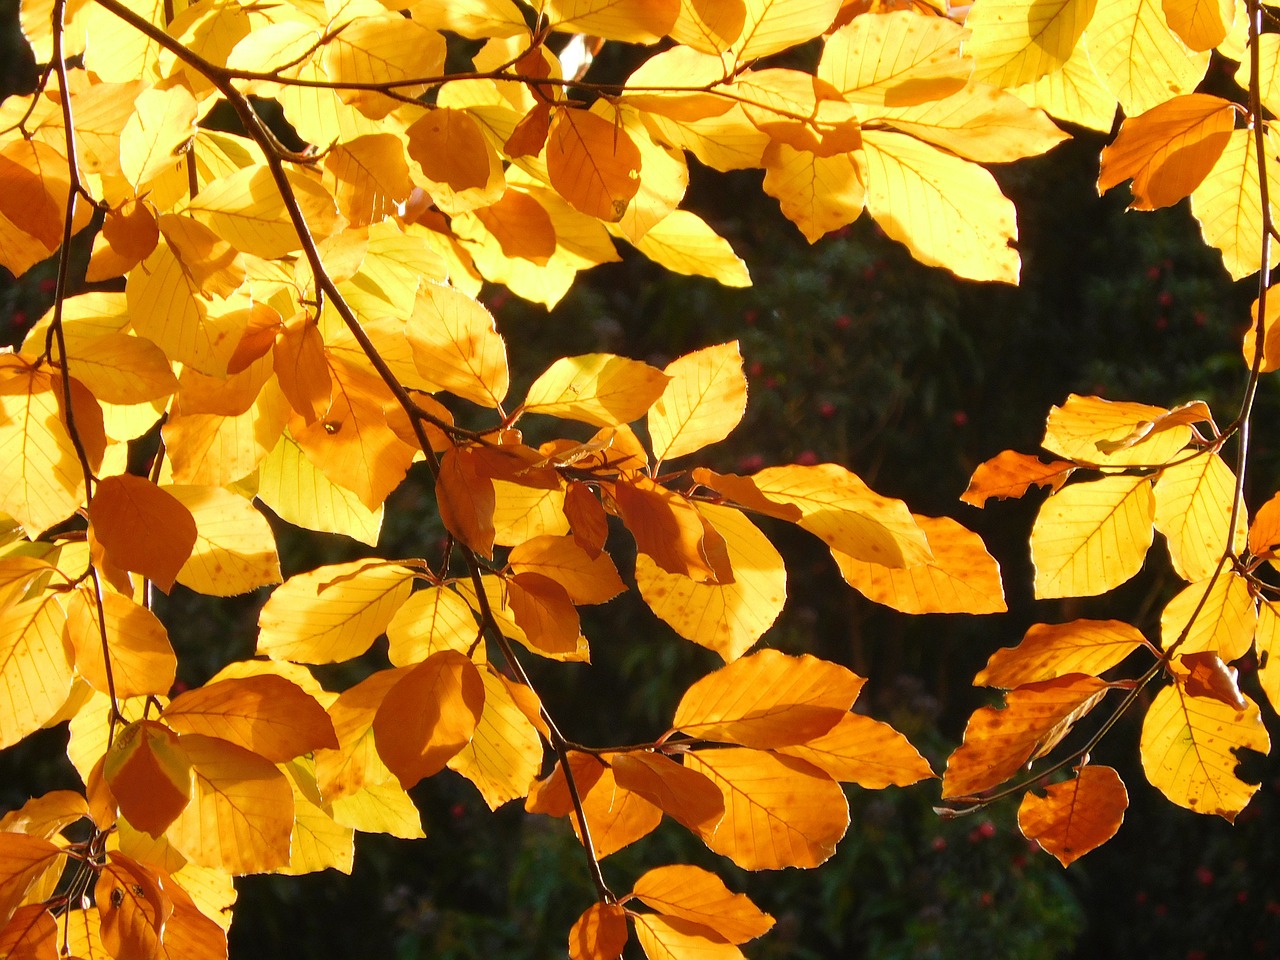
[
  {"xmin": 96, "ymin": 854, "xmax": 171, "ymax": 960},
  {"xmin": 1017, "ymin": 765, "xmax": 1128, "ymax": 866},
  {"xmin": 630, "ymin": 864, "xmax": 774, "ymax": 943},
  {"xmin": 775, "ymin": 712, "xmax": 935, "ymax": 788},
  {"xmin": 960, "ymin": 450, "xmax": 1075, "ymax": 507},
  {"xmin": 569, "ymin": 902, "xmax": 628, "ymax": 960},
  {"xmin": 547, "ymin": 107, "xmax": 642, "ymax": 222},
  {"xmin": 103, "ymin": 719, "xmax": 192, "ymax": 838},
  {"xmin": 976, "ymin": 619, "xmax": 1150, "ymax": 688},
  {"xmin": 523, "ymin": 354, "xmax": 670, "ymax": 427},
  {"xmin": 648, "ymin": 342, "xmax": 748, "ymax": 464}
]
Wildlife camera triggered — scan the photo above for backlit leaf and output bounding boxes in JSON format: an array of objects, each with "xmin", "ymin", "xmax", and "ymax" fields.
[
  {"xmin": 547, "ymin": 107, "xmax": 642, "ymax": 222},
  {"xmin": 509, "ymin": 535, "xmax": 625, "ymax": 604},
  {"xmin": 89, "ymin": 474, "xmax": 197, "ymax": 593},
  {"xmin": 323, "ymin": 17, "xmax": 445, "ymax": 119},
  {"xmin": 523, "ymin": 354, "xmax": 669, "ymax": 427},
  {"xmin": 761, "ymin": 142, "xmax": 865, "ymax": 244},
  {"xmin": 1042, "ymin": 394, "xmax": 1193, "ymax": 466},
  {"xmin": 569, "ymin": 902, "xmax": 628, "ymax": 960},
  {"xmin": 386, "ymin": 586, "xmax": 480, "ymax": 666},
  {"xmin": 1140, "ymin": 683, "xmax": 1269, "ymax": 820},
  {"xmin": 684, "ymin": 747, "xmax": 848, "ymax": 870},
  {"xmin": 942, "ymin": 675, "xmax": 1112, "ymax": 799},
  {"xmin": 103, "ymin": 719, "xmax": 192, "ymax": 838},
  {"xmin": 734, "ymin": 0, "xmax": 841, "ymax": 60},
  {"xmin": 631, "ymin": 864, "xmax": 774, "ymax": 943},
  {"xmin": 628, "ymin": 210, "xmax": 751, "ymax": 286},
  {"xmin": 649, "ymin": 342, "xmax": 747, "ymax": 463},
  {"xmin": 96, "ymin": 854, "xmax": 170, "ymax": 960},
  {"xmin": 0, "ymin": 904, "xmax": 56, "ymax": 960},
  {"xmin": 407, "ymin": 282, "xmax": 509, "ymax": 408},
  {"xmin": 674, "ymin": 648, "xmax": 861, "ymax": 747},
  {"xmin": 616, "ymin": 475, "xmax": 727, "ymax": 583},
  {"xmin": 0, "ymin": 594, "xmax": 71, "ymax": 749},
  {"xmin": 256, "ymin": 431, "xmax": 383, "ymax": 546},
  {"xmin": 1030, "ymin": 475, "xmax": 1156, "ymax": 599},
  {"xmin": 1153, "ymin": 451, "xmax": 1245, "ymax": 582},
  {"xmin": 0, "ymin": 367, "xmax": 88, "ymax": 536},
  {"xmin": 65, "ymin": 588, "xmax": 175, "ymax": 698},
  {"xmin": 976, "ymin": 619, "xmax": 1150, "ymax": 688},
  {"xmin": 632, "ymin": 914, "xmax": 744, "ymax": 960},
  {"xmin": 0, "ymin": 834, "xmax": 62, "ymax": 926},
  {"xmin": 1089, "ymin": 0, "xmax": 1210, "ymax": 115},
  {"xmin": 188, "ymin": 165, "xmax": 338, "ymax": 261},
  {"xmin": 506, "ymin": 572, "xmax": 582, "ymax": 657},
  {"xmin": 256, "ymin": 560, "xmax": 416, "ymax": 664},
  {"xmin": 165, "ymin": 485, "xmax": 282, "ymax": 597},
  {"xmin": 1017, "ymin": 765, "xmax": 1128, "ymax": 865},
  {"xmin": 447, "ymin": 668, "xmax": 543, "ymax": 809},
  {"xmin": 1163, "ymin": 0, "xmax": 1235, "ymax": 48},
  {"xmin": 437, "ymin": 446, "xmax": 497, "ymax": 558},
  {"xmin": 610, "ymin": 751, "xmax": 725, "ymax": 832},
  {"xmin": 818, "ymin": 11, "xmax": 969, "ymax": 106},
  {"xmin": 960, "ymin": 450, "xmax": 1075, "ymax": 507},
  {"xmin": 964, "ymin": 0, "xmax": 1095, "ymax": 88},
  {"xmin": 776, "ymin": 712, "xmax": 935, "ymax": 788},
  {"xmin": 1159, "ymin": 573, "xmax": 1256, "ymax": 661}
]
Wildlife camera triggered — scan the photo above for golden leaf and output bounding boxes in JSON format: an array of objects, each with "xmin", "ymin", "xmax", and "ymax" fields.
[
  {"xmin": 447, "ymin": 667, "xmax": 543, "ymax": 809},
  {"xmin": 734, "ymin": 0, "xmax": 842, "ymax": 60},
  {"xmin": 1009, "ymin": 38, "xmax": 1118, "ymax": 132},
  {"xmin": 545, "ymin": 0, "xmax": 680, "ymax": 42},
  {"xmin": 386, "ymin": 586, "xmax": 481, "ymax": 666},
  {"xmin": 960, "ymin": 450, "xmax": 1075, "ymax": 507},
  {"xmin": 89, "ymin": 474, "xmax": 197, "ymax": 593},
  {"xmin": 256, "ymin": 560, "xmax": 416, "ymax": 664},
  {"xmin": 1140, "ymin": 683, "xmax": 1269, "ymax": 820},
  {"xmin": 96, "ymin": 854, "xmax": 171, "ymax": 960},
  {"xmin": 103, "ymin": 719, "xmax": 192, "ymax": 838},
  {"xmin": 818, "ymin": 10, "xmax": 969, "ymax": 106},
  {"xmin": 569, "ymin": 902, "xmax": 629, "ymax": 960},
  {"xmin": 509, "ymin": 535, "xmax": 626, "ymax": 604},
  {"xmin": 610, "ymin": 751, "xmax": 725, "ymax": 832},
  {"xmin": 1098, "ymin": 94, "xmax": 1234, "ymax": 210},
  {"xmin": 1088, "ymin": 0, "xmax": 1210, "ymax": 115},
  {"xmin": 164, "ymin": 485, "xmax": 282, "ymax": 597},
  {"xmin": 323, "ymin": 16, "xmax": 445, "ymax": 119},
  {"xmin": 1153, "ymin": 451, "xmax": 1246, "ymax": 582},
  {"xmin": 627, "ymin": 210, "xmax": 751, "ymax": 286},
  {"xmin": 674, "ymin": 648, "xmax": 860, "ymax": 747},
  {"xmin": 964, "ymin": 0, "xmax": 1095, "ymax": 88},
  {"xmin": 648, "ymin": 342, "xmax": 747, "ymax": 463},
  {"xmin": 119, "ymin": 85, "xmax": 197, "ymax": 190},
  {"xmin": 684, "ymin": 747, "xmax": 848, "ymax": 870},
  {"xmin": 632, "ymin": 914, "xmax": 744, "ymax": 960},
  {"xmin": 615, "ymin": 475, "xmax": 727, "ymax": 583},
  {"xmin": 406, "ymin": 282, "xmax": 510, "ymax": 408},
  {"xmin": 523, "ymin": 354, "xmax": 669, "ymax": 427},
  {"xmin": 631, "ymin": 864, "xmax": 773, "ymax": 943},
  {"xmin": 0, "ymin": 367, "xmax": 89, "ymax": 536},
  {"xmin": 761, "ymin": 142, "xmax": 865, "ymax": 244},
  {"xmin": 0, "ymin": 833, "xmax": 63, "ymax": 925},
  {"xmin": 941, "ymin": 675, "xmax": 1112, "ymax": 799},
  {"xmin": 547, "ymin": 107, "xmax": 642, "ymax": 222},
  {"xmin": 1159, "ymin": 573, "xmax": 1257, "ymax": 661},
  {"xmin": 1017, "ymin": 765, "xmax": 1128, "ymax": 866},
  {"xmin": 65, "ymin": 588, "xmax": 175, "ymax": 698},
  {"xmin": 436, "ymin": 446, "xmax": 497, "ymax": 558},
  {"xmin": 0, "ymin": 904, "xmax": 57, "ymax": 960},
  {"xmin": 776, "ymin": 712, "xmax": 935, "ymax": 788},
  {"xmin": 0, "ymin": 594, "xmax": 72, "ymax": 750},
  {"xmin": 187, "ymin": 165, "xmax": 338, "ymax": 261},
  {"xmin": 976, "ymin": 619, "xmax": 1149, "ymax": 688},
  {"xmin": 1030, "ymin": 475, "xmax": 1155, "ymax": 599},
  {"xmin": 255, "ymin": 431, "xmax": 383, "ymax": 547}
]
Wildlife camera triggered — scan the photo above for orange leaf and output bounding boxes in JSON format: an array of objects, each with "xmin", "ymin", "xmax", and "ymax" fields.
[
  {"xmin": 1017, "ymin": 765, "xmax": 1128, "ymax": 866},
  {"xmin": 95, "ymin": 854, "xmax": 171, "ymax": 960},
  {"xmin": 437, "ymin": 446, "xmax": 497, "ymax": 558},
  {"xmin": 89, "ymin": 474, "xmax": 197, "ymax": 593},
  {"xmin": 526, "ymin": 751, "xmax": 606, "ymax": 818},
  {"xmin": 0, "ymin": 904, "xmax": 57, "ymax": 960},
  {"xmin": 103, "ymin": 719, "xmax": 193, "ymax": 838},
  {"xmin": 525, "ymin": 753, "xmax": 661, "ymax": 857},
  {"xmin": 272, "ymin": 316, "xmax": 331, "ymax": 425},
  {"xmin": 683, "ymin": 747, "xmax": 848, "ymax": 870},
  {"xmin": 407, "ymin": 108, "xmax": 494, "ymax": 192},
  {"xmin": 610, "ymin": 751, "xmax": 724, "ymax": 832},
  {"xmin": 156, "ymin": 870, "xmax": 228, "ymax": 960},
  {"xmin": 506, "ymin": 572, "xmax": 582, "ymax": 657},
  {"xmin": 1249, "ymin": 490, "xmax": 1280, "ymax": 558},
  {"xmin": 547, "ymin": 107, "xmax": 642, "ymax": 221},
  {"xmin": 505, "ymin": 103, "xmax": 554, "ymax": 160},
  {"xmin": 632, "ymin": 913, "xmax": 744, "ymax": 960},
  {"xmin": 473, "ymin": 189, "xmax": 556, "ymax": 264},
  {"xmin": 314, "ymin": 667, "xmax": 411, "ymax": 800},
  {"xmin": 1177, "ymin": 651, "xmax": 1247, "ymax": 711},
  {"xmin": 65, "ymin": 588, "xmax": 176, "ymax": 698},
  {"xmin": 373, "ymin": 650, "xmax": 485, "ymax": 789},
  {"xmin": 509, "ymin": 535, "xmax": 625, "ymax": 604},
  {"xmin": 563, "ymin": 481, "xmax": 609, "ymax": 558},
  {"xmin": 975, "ymin": 619, "xmax": 1149, "ymax": 688},
  {"xmin": 163, "ymin": 675, "xmax": 338, "ymax": 762},
  {"xmin": 630, "ymin": 864, "xmax": 774, "ymax": 944},
  {"xmin": 959, "ymin": 450, "xmax": 1075, "ymax": 507},
  {"xmin": 688, "ymin": 469, "xmax": 803, "ymax": 522},
  {"xmin": 0, "ymin": 834, "xmax": 63, "ymax": 925},
  {"xmin": 673, "ymin": 649, "xmax": 861, "ymax": 748},
  {"xmin": 322, "ymin": 133, "xmax": 413, "ymax": 227},
  {"xmin": 1098, "ymin": 94, "xmax": 1234, "ymax": 210},
  {"xmin": 776, "ymin": 712, "xmax": 934, "ymax": 788},
  {"xmin": 942, "ymin": 675, "xmax": 1112, "ymax": 799},
  {"xmin": 568, "ymin": 902, "xmax": 628, "ymax": 960},
  {"xmin": 615, "ymin": 475, "xmax": 726, "ymax": 583}
]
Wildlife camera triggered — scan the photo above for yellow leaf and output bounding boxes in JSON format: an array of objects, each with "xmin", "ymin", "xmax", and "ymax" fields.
[
  {"xmin": 1191, "ymin": 127, "xmax": 1280, "ymax": 281},
  {"xmin": 162, "ymin": 674, "xmax": 338, "ymax": 762},
  {"xmin": 509, "ymin": 535, "xmax": 626, "ymax": 604},
  {"xmin": 163, "ymin": 374, "xmax": 290, "ymax": 487},
  {"xmin": 65, "ymin": 588, "xmax": 175, "ymax": 698},
  {"xmin": 777, "ymin": 712, "xmax": 935, "ymax": 789},
  {"xmin": 960, "ymin": 450, "xmax": 1075, "ymax": 507},
  {"xmin": 386, "ymin": 586, "xmax": 481, "ymax": 666},
  {"xmin": 407, "ymin": 0, "xmax": 529, "ymax": 39},
  {"xmin": 547, "ymin": 107, "xmax": 642, "ymax": 222},
  {"xmin": 612, "ymin": 106, "xmax": 689, "ymax": 243},
  {"xmin": 1163, "ymin": 0, "xmax": 1235, "ymax": 48},
  {"xmin": 635, "ymin": 501, "xmax": 785, "ymax": 662},
  {"xmin": 610, "ymin": 751, "xmax": 725, "ymax": 833},
  {"xmin": 761, "ymin": 141, "xmax": 865, "ymax": 244},
  {"xmin": 64, "ymin": 908, "xmax": 108, "ymax": 960},
  {"xmin": 119, "ymin": 86, "xmax": 197, "ymax": 190},
  {"xmin": 59, "ymin": 332, "xmax": 177, "ymax": 406},
  {"xmin": 79, "ymin": 0, "xmax": 163, "ymax": 81},
  {"xmin": 273, "ymin": 758, "xmax": 354, "ymax": 877},
  {"xmin": 187, "ymin": 165, "xmax": 338, "ymax": 260},
  {"xmin": 834, "ymin": 513, "xmax": 1007, "ymax": 614},
  {"xmin": 165, "ymin": 733, "xmax": 294, "ymax": 874},
  {"xmin": 669, "ymin": 0, "xmax": 746, "ymax": 52},
  {"xmin": 0, "ymin": 139, "xmax": 79, "ymax": 278},
  {"xmin": 632, "ymin": 914, "xmax": 744, "ymax": 960},
  {"xmin": 103, "ymin": 719, "xmax": 192, "ymax": 838},
  {"xmin": 1088, "ymin": 0, "xmax": 1210, "ymax": 115},
  {"xmin": 314, "ymin": 667, "xmax": 408, "ymax": 800},
  {"xmin": 569, "ymin": 901, "xmax": 629, "ymax": 960},
  {"xmin": 964, "ymin": 0, "xmax": 1095, "ymax": 88},
  {"xmin": 1239, "ymin": 33, "xmax": 1280, "ymax": 117},
  {"xmin": 256, "ymin": 560, "xmax": 416, "ymax": 664},
  {"xmin": 0, "ymin": 833, "xmax": 63, "ymax": 925},
  {"xmin": 1017, "ymin": 765, "xmax": 1128, "ymax": 866},
  {"xmin": 322, "ymin": 134, "xmax": 413, "ymax": 228},
  {"xmin": 1009, "ymin": 39, "xmax": 1118, "ymax": 132},
  {"xmin": 627, "ymin": 210, "xmax": 751, "ymax": 286},
  {"xmin": 0, "ymin": 594, "xmax": 71, "ymax": 749},
  {"xmin": 1030, "ymin": 475, "xmax": 1155, "ymax": 599},
  {"xmin": 1140, "ymin": 683, "xmax": 1269, "ymax": 820},
  {"xmin": 751, "ymin": 462, "xmax": 932, "ymax": 569},
  {"xmin": 1159, "ymin": 573, "xmax": 1256, "ymax": 661},
  {"xmin": 373, "ymin": 650, "xmax": 485, "ymax": 789},
  {"xmin": 867, "ymin": 82, "xmax": 1070, "ymax": 163},
  {"xmin": 455, "ymin": 574, "xmax": 590, "ymax": 663},
  {"xmin": 406, "ymin": 282, "xmax": 510, "ymax": 408},
  {"xmin": 818, "ymin": 11, "xmax": 970, "ymax": 106},
  {"xmin": 0, "ymin": 790, "xmax": 89, "ymax": 838},
  {"xmin": 942, "ymin": 675, "xmax": 1111, "ymax": 799},
  {"xmin": 674, "ymin": 648, "xmax": 861, "ymax": 747},
  {"xmin": 255, "ymin": 431, "xmax": 383, "ymax": 547},
  {"xmin": 339, "ymin": 219, "xmax": 449, "ymax": 316},
  {"xmin": 976, "ymin": 619, "xmax": 1149, "ymax": 687},
  {"xmin": 734, "ymin": 0, "xmax": 842, "ymax": 60},
  {"xmin": 1255, "ymin": 600, "xmax": 1280, "ymax": 716},
  {"xmin": 1098, "ymin": 93, "xmax": 1234, "ymax": 210},
  {"xmin": 0, "ymin": 368, "xmax": 88, "ymax": 536},
  {"xmin": 1153, "ymin": 451, "xmax": 1245, "ymax": 582},
  {"xmin": 329, "ymin": 781, "xmax": 425, "ymax": 839},
  {"xmin": 684, "ymin": 747, "xmax": 848, "ymax": 870},
  {"xmin": 162, "ymin": 485, "xmax": 281, "ymax": 597},
  {"xmin": 523, "ymin": 354, "xmax": 669, "ymax": 427},
  {"xmin": 323, "ymin": 16, "xmax": 445, "ymax": 119},
  {"xmin": 861, "ymin": 129, "xmax": 1020, "ymax": 284},
  {"xmin": 545, "ymin": 0, "xmax": 679, "ymax": 42},
  {"xmin": 447, "ymin": 667, "xmax": 543, "ymax": 809},
  {"xmin": 630, "ymin": 864, "xmax": 773, "ymax": 944},
  {"xmin": 1042, "ymin": 393, "xmax": 1193, "ymax": 466},
  {"xmin": 89, "ymin": 474, "xmax": 197, "ymax": 593},
  {"xmin": 648, "ymin": 342, "xmax": 747, "ymax": 463},
  {"xmin": 492, "ymin": 478, "xmax": 571, "ymax": 546}
]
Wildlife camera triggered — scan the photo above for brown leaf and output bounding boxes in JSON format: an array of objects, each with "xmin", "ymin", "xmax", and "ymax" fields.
[
  {"xmin": 437, "ymin": 446, "xmax": 497, "ymax": 558},
  {"xmin": 506, "ymin": 572, "xmax": 583, "ymax": 657},
  {"xmin": 102, "ymin": 720, "xmax": 192, "ymax": 838},
  {"xmin": 615, "ymin": 475, "xmax": 725, "ymax": 583},
  {"xmin": 1177, "ymin": 651, "xmax": 1247, "ymax": 710},
  {"xmin": 272, "ymin": 316, "xmax": 331, "ymax": 424}
]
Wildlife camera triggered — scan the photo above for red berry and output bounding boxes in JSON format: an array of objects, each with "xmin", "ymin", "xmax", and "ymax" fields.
[
  {"xmin": 11, "ymin": 310, "xmax": 26, "ymax": 327},
  {"xmin": 1193, "ymin": 310, "xmax": 1207, "ymax": 327},
  {"xmin": 764, "ymin": 376, "xmax": 777, "ymax": 389},
  {"xmin": 930, "ymin": 836, "xmax": 947, "ymax": 852},
  {"xmin": 952, "ymin": 410, "xmax": 969, "ymax": 427},
  {"xmin": 1237, "ymin": 891, "xmax": 1249, "ymax": 904},
  {"xmin": 738, "ymin": 454, "xmax": 765, "ymax": 473},
  {"xmin": 795, "ymin": 450, "xmax": 818, "ymax": 466},
  {"xmin": 978, "ymin": 820, "xmax": 996, "ymax": 839},
  {"xmin": 978, "ymin": 892, "xmax": 994, "ymax": 908},
  {"xmin": 748, "ymin": 361, "xmax": 765, "ymax": 377},
  {"xmin": 1194, "ymin": 865, "xmax": 1214, "ymax": 886},
  {"xmin": 1146, "ymin": 265, "xmax": 1162, "ymax": 281},
  {"xmin": 38, "ymin": 277, "xmax": 57, "ymax": 295},
  {"xmin": 1157, "ymin": 291, "xmax": 1174, "ymax": 308},
  {"xmin": 743, "ymin": 309, "xmax": 758, "ymax": 325},
  {"xmin": 1155, "ymin": 316, "xmax": 1168, "ymax": 331},
  {"xmin": 818, "ymin": 401, "xmax": 837, "ymax": 419},
  {"xmin": 834, "ymin": 314, "xmax": 852, "ymax": 330},
  {"xmin": 450, "ymin": 803, "xmax": 466, "ymax": 819}
]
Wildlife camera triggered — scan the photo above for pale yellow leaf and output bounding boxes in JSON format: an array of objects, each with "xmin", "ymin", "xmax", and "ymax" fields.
[
  {"xmin": 649, "ymin": 342, "xmax": 747, "ymax": 463},
  {"xmin": 1042, "ymin": 394, "xmax": 1192, "ymax": 467},
  {"xmin": 761, "ymin": 142, "xmax": 865, "ymax": 244},
  {"xmin": 861, "ymin": 129, "xmax": 1019, "ymax": 284},
  {"xmin": 1140, "ymin": 683, "xmax": 1269, "ymax": 820},
  {"xmin": 627, "ymin": 210, "xmax": 751, "ymax": 287},
  {"xmin": 1159, "ymin": 574, "xmax": 1256, "ymax": 661},
  {"xmin": 255, "ymin": 431, "xmax": 383, "ymax": 547},
  {"xmin": 545, "ymin": 0, "xmax": 680, "ymax": 41},
  {"xmin": 187, "ymin": 165, "xmax": 338, "ymax": 260},
  {"xmin": 492, "ymin": 480, "xmax": 571, "ymax": 547},
  {"xmin": 1088, "ymin": 0, "xmax": 1210, "ymax": 115},
  {"xmin": 964, "ymin": 0, "xmax": 1095, "ymax": 88},
  {"xmin": 1190, "ymin": 127, "xmax": 1280, "ymax": 281},
  {"xmin": 447, "ymin": 667, "xmax": 543, "ymax": 809},
  {"xmin": 1153, "ymin": 452, "xmax": 1246, "ymax": 582},
  {"xmin": 164, "ymin": 485, "xmax": 281, "ymax": 597},
  {"xmin": 0, "ymin": 594, "xmax": 71, "ymax": 749},
  {"xmin": 405, "ymin": 282, "xmax": 509, "ymax": 408},
  {"xmin": 776, "ymin": 712, "xmax": 935, "ymax": 789},
  {"xmin": 256, "ymin": 560, "xmax": 416, "ymax": 664},
  {"xmin": 323, "ymin": 16, "xmax": 445, "ymax": 119},
  {"xmin": 120, "ymin": 86, "xmax": 198, "ymax": 190},
  {"xmin": 0, "ymin": 371, "xmax": 87, "ymax": 536},
  {"xmin": 523, "ymin": 354, "xmax": 670, "ymax": 427},
  {"xmin": 329, "ymin": 781, "xmax": 425, "ymax": 838},
  {"xmin": 1030, "ymin": 475, "xmax": 1155, "ymax": 599},
  {"xmin": 385, "ymin": 586, "xmax": 481, "ymax": 666},
  {"xmin": 733, "ymin": 0, "xmax": 842, "ymax": 60},
  {"xmin": 818, "ymin": 11, "xmax": 970, "ymax": 106},
  {"xmin": 1009, "ymin": 40, "xmax": 1118, "ymax": 132}
]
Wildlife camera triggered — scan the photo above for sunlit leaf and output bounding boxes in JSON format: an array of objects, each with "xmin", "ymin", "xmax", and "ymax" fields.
[
  {"xmin": 1017, "ymin": 765, "xmax": 1128, "ymax": 865},
  {"xmin": 648, "ymin": 342, "xmax": 747, "ymax": 463},
  {"xmin": 1158, "ymin": 573, "xmax": 1256, "ymax": 661},
  {"xmin": 89, "ymin": 474, "xmax": 197, "ymax": 593},
  {"xmin": 776, "ymin": 712, "xmax": 934, "ymax": 788},
  {"xmin": 569, "ymin": 901, "xmax": 629, "ymax": 960},
  {"xmin": 976, "ymin": 619, "xmax": 1150, "ymax": 688},
  {"xmin": 524, "ymin": 354, "xmax": 670, "ymax": 427},
  {"xmin": 631, "ymin": 864, "xmax": 773, "ymax": 943},
  {"xmin": 964, "ymin": 0, "xmax": 1095, "ymax": 88}
]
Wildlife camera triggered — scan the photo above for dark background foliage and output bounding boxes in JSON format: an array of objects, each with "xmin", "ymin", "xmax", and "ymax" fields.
[{"xmin": 4, "ymin": 8, "xmax": 1280, "ymax": 958}]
